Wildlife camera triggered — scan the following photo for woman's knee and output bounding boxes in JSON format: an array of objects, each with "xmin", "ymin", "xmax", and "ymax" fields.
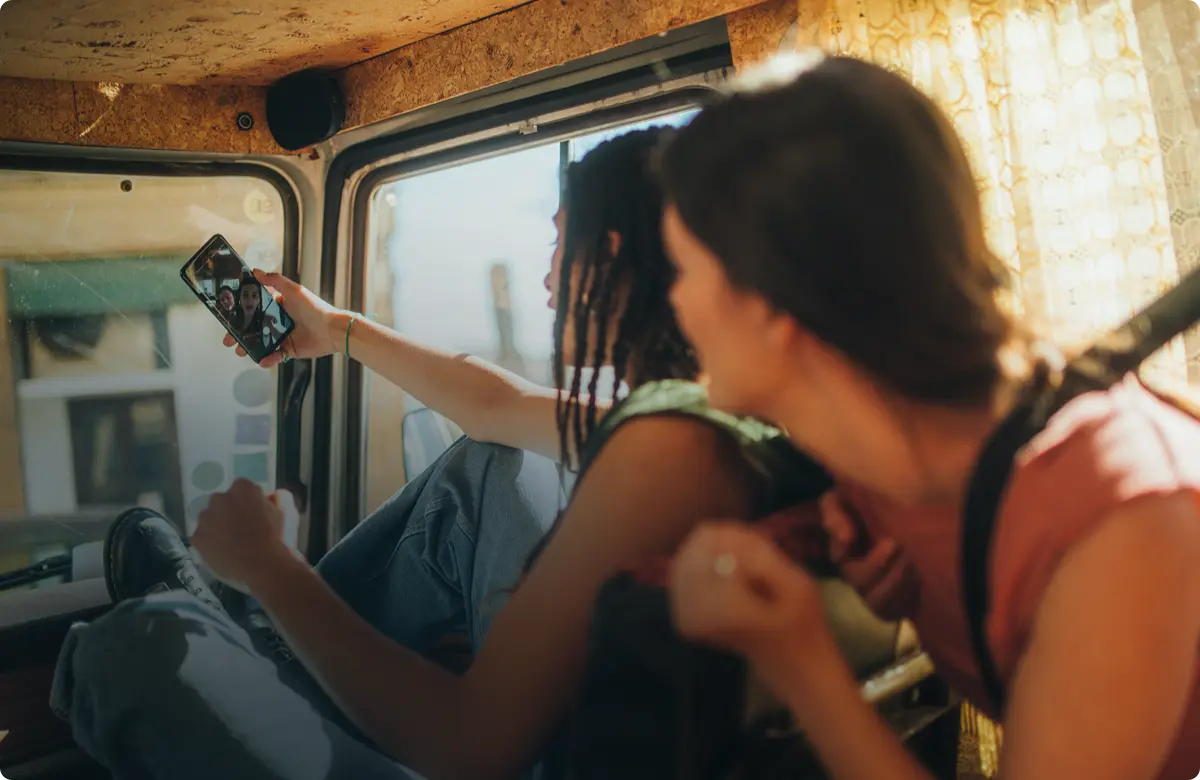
[
  {"xmin": 451, "ymin": 438, "xmax": 560, "ymax": 502},
  {"xmin": 66, "ymin": 594, "xmax": 247, "ymax": 699},
  {"xmin": 441, "ymin": 436, "xmax": 524, "ymax": 475}
]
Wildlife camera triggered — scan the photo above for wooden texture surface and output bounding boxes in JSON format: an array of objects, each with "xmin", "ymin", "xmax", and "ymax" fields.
[
  {"xmin": 0, "ymin": 0, "xmax": 768, "ymax": 153},
  {"xmin": 726, "ymin": 0, "xmax": 797, "ymax": 71},
  {"xmin": 0, "ymin": 0, "xmax": 531, "ymax": 85}
]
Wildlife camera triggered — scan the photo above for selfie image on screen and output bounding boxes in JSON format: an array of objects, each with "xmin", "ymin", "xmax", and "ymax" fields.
[{"xmin": 188, "ymin": 241, "xmax": 294, "ymax": 363}]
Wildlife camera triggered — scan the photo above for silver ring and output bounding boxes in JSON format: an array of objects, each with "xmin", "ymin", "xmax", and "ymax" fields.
[{"xmin": 713, "ymin": 553, "xmax": 738, "ymax": 578}]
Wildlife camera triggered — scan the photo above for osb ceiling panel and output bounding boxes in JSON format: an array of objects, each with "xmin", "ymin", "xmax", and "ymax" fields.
[
  {"xmin": 0, "ymin": 0, "xmax": 531, "ymax": 85},
  {"xmin": 726, "ymin": 0, "xmax": 796, "ymax": 70}
]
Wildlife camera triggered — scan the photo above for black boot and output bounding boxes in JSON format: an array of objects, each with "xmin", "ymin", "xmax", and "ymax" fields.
[{"xmin": 103, "ymin": 507, "xmax": 225, "ymax": 614}]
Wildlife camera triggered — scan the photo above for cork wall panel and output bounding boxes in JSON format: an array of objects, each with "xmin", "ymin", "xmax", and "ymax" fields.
[
  {"xmin": 726, "ymin": 0, "xmax": 797, "ymax": 71},
  {"xmin": 0, "ymin": 0, "xmax": 532, "ymax": 86},
  {"xmin": 340, "ymin": 0, "xmax": 763, "ymax": 131},
  {"xmin": 0, "ymin": 76, "xmax": 284, "ymax": 154},
  {"xmin": 0, "ymin": 78, "xmax": 78, "ymax": 145},
  {"xmin": 72, "ymin": 81, "xmax": 279, "ymax": 153},
  {"xmin": 1, "ymin": 0, "xmax": 769, "ymax": 153}
]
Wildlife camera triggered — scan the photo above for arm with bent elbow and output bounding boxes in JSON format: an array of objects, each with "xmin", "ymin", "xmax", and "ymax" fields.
[
  {"xmin": 669, "ymin": 493, "xmax": 1200, "ymax": 780},
  {"xmin": 192, "ymin": 418, "xmax": 757, "ymax": 780},
  {"xmin": 329, "ymin": 310, "xmax": 608, "ymax": 463}
]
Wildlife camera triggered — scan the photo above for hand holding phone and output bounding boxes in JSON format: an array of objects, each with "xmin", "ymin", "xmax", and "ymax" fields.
[
  {"xmin": 219, "ymin": 268, "xmax": 347, "ymax": 368},
  {"xmin": 181, "ymin": 235, "xmax": 296, "ymax": 365}
]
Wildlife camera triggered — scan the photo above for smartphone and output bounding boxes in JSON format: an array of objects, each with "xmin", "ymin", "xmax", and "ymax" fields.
[{"xmin": 180, "ymin": 234, "xmax": 296, "ymax": 365}]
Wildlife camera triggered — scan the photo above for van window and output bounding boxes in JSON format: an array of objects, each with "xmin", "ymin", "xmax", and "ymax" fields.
[
  {"xmin": 0, "ymin": 169, "xmax": 289, "ymax": 592},
  {"xmin": 359, "ymin": 107, "xmax": 699, "ymax": 513}
]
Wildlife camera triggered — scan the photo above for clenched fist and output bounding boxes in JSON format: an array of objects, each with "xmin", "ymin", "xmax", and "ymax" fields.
[{"xmin": 191, "ymin": 479, "xmax": 298, "ymax": 593}]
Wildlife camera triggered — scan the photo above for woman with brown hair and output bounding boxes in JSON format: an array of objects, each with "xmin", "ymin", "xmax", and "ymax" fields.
[{"xmin": 662, "ymin": 53, "xmax": 1200, "ymax": 780}]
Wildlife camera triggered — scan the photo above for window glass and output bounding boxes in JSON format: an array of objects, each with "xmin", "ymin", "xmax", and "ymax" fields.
[
  {"xmin": 0, "ymin": 170, "xmax": 288, "ymax": 594},
  {"xmin": 361, "ymin": 106, "xmax": 698, "ymax": 513},
  {"xmin": 566, "ymin": 108, "xmax": 699, "ymax": 162}
]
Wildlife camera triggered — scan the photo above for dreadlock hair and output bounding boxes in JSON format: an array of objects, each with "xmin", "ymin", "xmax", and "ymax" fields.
[
  {"xmin": 511, "ymin": 126, "xmax": 702, "ymax": 591},
  {"xmin": 497, "ymin": 128, "xmax": 711, "ymax": 779},
  {"xmin": 552, "ymin": 126, "xmax": 701, "ymax": 467}
]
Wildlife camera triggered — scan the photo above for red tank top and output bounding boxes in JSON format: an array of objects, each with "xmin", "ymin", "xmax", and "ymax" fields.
[{"xmin": 839, "ymin": 376, "xmax": 1200, "ymax": 780}]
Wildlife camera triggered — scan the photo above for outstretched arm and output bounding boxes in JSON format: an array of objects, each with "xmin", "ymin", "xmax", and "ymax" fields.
[
  {"xmin": 229, "ymin": 270, "xmax": 610, "ymax": 463},
  {"xmin": 330, "ymin": 310, "xmax": 608, "ymax": 464},
  {"xmin": 193, "ymin": 416, "xmax": 757, "ymax": 780}
]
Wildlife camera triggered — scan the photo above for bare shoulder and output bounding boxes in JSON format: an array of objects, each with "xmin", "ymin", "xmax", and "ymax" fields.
[
  {"xmin": 1003, "ymin": 490, "xmax": 1200, "ymax": 779},
  {"xmin": 584, "ymin": 413, "xmax": 755, "ymax": 490},
  {"xmin": 1088, "ymin": 490, "xmax": 1200, "ymax": 567},
  {"xmin": 542, "ymin": 414, "xmax": 760, "ymax": 564}
]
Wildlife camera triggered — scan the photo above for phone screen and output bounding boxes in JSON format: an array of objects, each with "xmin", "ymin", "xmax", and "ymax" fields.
[{"xmin": 180, "ymin": 235, "xmax": 296, "ymax": 364}]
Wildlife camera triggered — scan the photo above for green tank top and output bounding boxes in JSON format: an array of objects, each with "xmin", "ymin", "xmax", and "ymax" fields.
[
  {"xmin": 540, "ymin": 380, "xmax": 844, "ymax": 780},
  {"xmin": 573, "ymin": 379, "xmax": 832, "ymax": 517}
]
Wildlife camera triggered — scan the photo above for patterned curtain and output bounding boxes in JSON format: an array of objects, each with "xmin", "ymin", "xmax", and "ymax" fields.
[{"xmin": 792, "ymin": 0, "xmax": 1200, "ymax": 390}]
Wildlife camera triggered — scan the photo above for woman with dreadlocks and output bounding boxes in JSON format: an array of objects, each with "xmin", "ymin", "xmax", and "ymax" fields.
[{"xmin": 49, "ymin": 127, "xmax": 785, "ymax": 780}]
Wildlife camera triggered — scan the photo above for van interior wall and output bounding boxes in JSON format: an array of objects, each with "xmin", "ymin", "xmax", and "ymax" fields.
[
  {"xmin": 725, "ymin": 0, "xmax": 798, "ymax": 70},
  {"xmin": 0, "ymin": 0, "xmax": 790, "ymax": 155},
  {"xmin": 0, "ymin": 0, "xmax": 540, "ymax": 86}
]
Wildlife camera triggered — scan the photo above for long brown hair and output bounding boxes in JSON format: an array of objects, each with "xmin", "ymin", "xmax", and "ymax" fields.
[{"xmin": 660, "ymin": 54, "xmax": 1017, "ymax": 408}]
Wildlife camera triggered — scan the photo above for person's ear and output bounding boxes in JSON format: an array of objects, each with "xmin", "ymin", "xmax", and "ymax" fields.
[
  {"xmin": 770, "ymin": 313, "xmax": 807, "ymax": 354},
  {"xmin": 607, "ymin": 230, "xmax": 622, "ymax": 259},
  {"xmin": 738, "ymin": 292, "xmax": 792, "ymax": 353}
]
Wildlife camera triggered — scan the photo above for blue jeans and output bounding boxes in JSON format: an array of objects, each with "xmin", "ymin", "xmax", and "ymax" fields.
[{"xmin": 50, "ymin": 438, "xmax": 564, "ymax": 780}]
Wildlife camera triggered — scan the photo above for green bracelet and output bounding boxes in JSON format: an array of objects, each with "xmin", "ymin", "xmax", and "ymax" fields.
[{"xmin": 345, "ymin": 313, "xmax": 356, "ymax": 357}]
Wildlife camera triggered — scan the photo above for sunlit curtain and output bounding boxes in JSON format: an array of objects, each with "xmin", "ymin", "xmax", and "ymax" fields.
[{"xmin": 792, "ymin": 0, "xmax": 1200, "ymax": 390}]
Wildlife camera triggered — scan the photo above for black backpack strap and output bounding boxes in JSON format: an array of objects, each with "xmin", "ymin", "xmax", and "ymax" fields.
[
  {"xmin": 1074, "ymin": 262, "xmax": 1200, "ymax": 383},
  {"xmin": 961, "ymin": 263, "xmax": 1200, "ymax": 717},
  {"xmin": 960, "ymin": 377, "xmax": 1054, "ymax": 716}
]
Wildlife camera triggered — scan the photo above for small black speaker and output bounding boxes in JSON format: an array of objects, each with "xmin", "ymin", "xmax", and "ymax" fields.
[{"xmin": 266, "ymin": 69, "xmax": 346, "ymax": 151}]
